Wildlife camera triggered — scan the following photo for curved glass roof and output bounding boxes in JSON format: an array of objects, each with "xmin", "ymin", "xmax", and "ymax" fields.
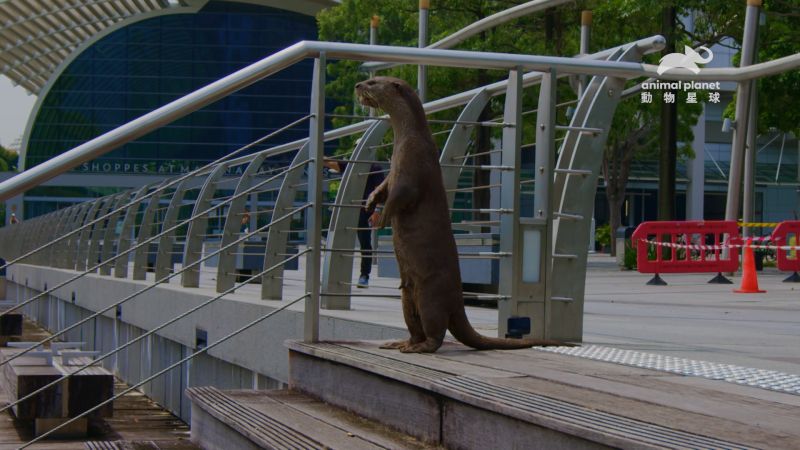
[
  {"xmin": 0, "ymin": 1, "xmax": 204, "ymax": 94},
  {"xmin": 0, "ymin": 0, "xmax": 334, "ymax": 94}
]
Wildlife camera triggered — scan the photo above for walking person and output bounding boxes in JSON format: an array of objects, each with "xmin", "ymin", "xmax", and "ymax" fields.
[{"xmin": 324, "ymin": 158, "xmax": 384, "ymax": 287}]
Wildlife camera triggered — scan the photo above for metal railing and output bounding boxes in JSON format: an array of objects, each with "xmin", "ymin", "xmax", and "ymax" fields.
[{"xmin": 0, "ymin": 33, "xmax": 796, "ymax": 448}]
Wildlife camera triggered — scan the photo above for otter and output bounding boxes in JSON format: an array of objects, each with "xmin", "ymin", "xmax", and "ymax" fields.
[{"xmin": 356, "ymin": 76, "xmax": 565, "ymax": 353}]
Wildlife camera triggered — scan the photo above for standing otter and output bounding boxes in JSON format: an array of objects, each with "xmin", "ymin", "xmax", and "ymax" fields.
[{"xmin": 356, "ymin": 77, "xmax": 564, "ymax": 353}]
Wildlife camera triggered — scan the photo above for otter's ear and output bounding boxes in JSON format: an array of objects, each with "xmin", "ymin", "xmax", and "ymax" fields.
[{"xmin": 391, "ymin": 81, "xmax": 402, "ymax": 90}]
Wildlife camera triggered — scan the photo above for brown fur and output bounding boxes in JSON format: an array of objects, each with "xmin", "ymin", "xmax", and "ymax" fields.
[{"xmin": 356, "ymin": 77, "xmax": 565, "ymax": 353}]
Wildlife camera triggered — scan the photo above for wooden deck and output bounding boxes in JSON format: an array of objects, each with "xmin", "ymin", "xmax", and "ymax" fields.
[
  {"xmin": 287, "ymin": 340, "xmax": 800, "ymax": 449},
  {"xmin": 0, "ymin": 317, "xmax": 195, "ymax": 450}
]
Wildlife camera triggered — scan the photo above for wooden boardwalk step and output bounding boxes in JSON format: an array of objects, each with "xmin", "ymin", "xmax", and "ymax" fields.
[
  {"xmin": 186, "ymin": 386, "xmax": 434, "ymax": 450},
  {"xmin": 85, "ymin": 440, "xmax": 199, "ymax": 449},
  {"xmin": 286, "ymin": 340, "xmax": 800, "ymax": 450}
]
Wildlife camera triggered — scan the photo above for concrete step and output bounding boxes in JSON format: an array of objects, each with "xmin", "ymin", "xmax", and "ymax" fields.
[
  {"xmin": 286, "ymin": 340, "xmax": 796, "ymax": 450},
  {"xmin": 186, "ymin": 386, "xmax": 435, "ymax": 450},
  {"xmin": 85, "ymin": 441, "xmax": 199, "ymax": 449}
]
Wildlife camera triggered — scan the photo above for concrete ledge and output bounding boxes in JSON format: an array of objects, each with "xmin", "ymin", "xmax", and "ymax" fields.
[
  {"xmin": 288, "ymin": 349, "xmax": 441, "ymax": 443},
  {"xmin": 286, "ymin": 340, "xmax": 778, "ymax": 450}
]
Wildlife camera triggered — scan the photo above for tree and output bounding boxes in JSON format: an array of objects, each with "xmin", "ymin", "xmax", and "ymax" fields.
[
  {"xmin": 0, "ymin": 144, "xmax": 18, "ymax": 172},
  {"xmin": 318, "ymin": 0, "xmax": 799, "ymax": 253},
  {"xmin": 603, "ymin": 93, "xmax": 702, "ymax": 255},
  {"xmin": 318, "ymin": 1, "xmax": 582, "ymax": 217},
  {"xmin": 721, "ymin": 1, "xmax": 800, "ymax": 136}
]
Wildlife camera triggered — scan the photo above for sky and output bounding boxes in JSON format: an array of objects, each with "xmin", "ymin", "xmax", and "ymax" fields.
[{"xmin": 0, "ymin": 76, "xmax": 37, "ymax": 149}]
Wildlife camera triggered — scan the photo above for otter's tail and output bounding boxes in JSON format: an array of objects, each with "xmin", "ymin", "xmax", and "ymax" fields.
[{"xmin": 448, "ymin": 309, "xmax": 566, "ymax": 350}]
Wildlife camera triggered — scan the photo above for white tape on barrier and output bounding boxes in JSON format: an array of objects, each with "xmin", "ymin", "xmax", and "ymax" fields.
[{"xmin": 639, "ymin": 238, "xmax": 800, "ymax": 252}]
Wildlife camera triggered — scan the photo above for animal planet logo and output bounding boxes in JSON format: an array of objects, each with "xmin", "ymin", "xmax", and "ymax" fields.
[{"xmin": 657, "ymin": 45, "xmax": 714, "ymax": 75}]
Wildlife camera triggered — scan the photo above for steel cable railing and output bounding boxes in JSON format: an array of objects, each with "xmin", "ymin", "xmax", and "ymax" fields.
[
  {"xmin": 0, "ymin": 158, "xmax": 310, "ymax": 320},
  {"xmin": 0, "ymin": 203, "xmax": 310, "ymax": 369},
  {"xmin": 1, "ymin": 233, "xmax": 310, "ymax": 421},
  {"xmin": 18, "ymin": 292, "xmax": 310, "ymax": 449},
  {"xmin": 0, "ymin": 114, "xmax": 312, "ymax": 274}
]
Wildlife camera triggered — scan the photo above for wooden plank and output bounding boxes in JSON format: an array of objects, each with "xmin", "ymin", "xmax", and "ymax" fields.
[
  {"xmin": 0, "ymin": 319, "xmax": 193, "ymax": 449},
  {"xmin": 424, "ymin": 345, "xmax": 800, "ymax": 441},
  {"xmin": 0, "ymin": 348, "xmax": 114, "ymax": 421},
  {"xmin": 291, "ymin": 341, "xmax": 798, "ymax": 449},
  {"xmin": 230, "ymin": 389, "xmax": 432, "ymax": 450}
]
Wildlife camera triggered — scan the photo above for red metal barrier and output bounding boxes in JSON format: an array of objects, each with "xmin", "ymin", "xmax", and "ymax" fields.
[
  {"xmin": 771, "ymin": 220, "xmax": 800, "ymax": 282},
  {"xmin": 631, "ymin": 221, "xmax": 740, "ymax": 283}
]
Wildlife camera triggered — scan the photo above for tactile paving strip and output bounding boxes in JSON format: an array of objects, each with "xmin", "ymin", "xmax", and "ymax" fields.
[{"xmin": 538, "ymin": 345, "xmax": 800, "ymax": 396}]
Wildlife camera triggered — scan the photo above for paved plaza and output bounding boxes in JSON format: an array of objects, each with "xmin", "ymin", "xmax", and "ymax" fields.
[{"xmin": 229, "ymin": 251, "xmax": 800, "ymax": 375}]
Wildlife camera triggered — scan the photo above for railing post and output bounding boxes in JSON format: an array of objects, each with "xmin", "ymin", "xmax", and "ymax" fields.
[
  {"xmin": 578, "ymin": 10, "xmax": 591, "ymax": 97},
  {"xmin": 305, "ymin": 54, "xmax": 325, "ymax": 342},
  {"xmin": 724, "ymin": 0, "xmax": 761, "ymax": 225},
  {"xmin": 535, "ymin": 70, "xmax": 557, "ymax": 338},
  {"xmin": 418, "ymin": 0, "xmax": 429, "ymax": 102},
  {"xmin": 497, "ymin": 68, "xmax": 523, "ymax": 339}
]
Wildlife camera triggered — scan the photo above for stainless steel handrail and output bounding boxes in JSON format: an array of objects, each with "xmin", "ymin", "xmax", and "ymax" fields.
[
  {"xmin": 0, "ymin": 204, "xmax": 310, "ymax": 369},
  {"xmin": 2, "ymin": 39, "xmax": 797, "ymax": 200},
  {"xmin": 0, "ymin": 159, "xmax": 310, "ymax": 320},
  {"xmin": 362, "ymin": 0, "xmax": 574, "ymax": 71},
  {"xmin": 0, "ymin": 114, "xmax": 311, "ymax": 272},
  {"xmin": 196, "ymin": 35, "xmax": 668, "ymax": 171}
]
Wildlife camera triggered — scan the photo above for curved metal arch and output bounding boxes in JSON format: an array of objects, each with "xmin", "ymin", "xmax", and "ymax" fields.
[
  {"xmin": 43, "ymin": 210, "xmax": 65, "ymax": 266},
  {"xmin": 22, "ymin": 214, "xmax": 44, "ymax": 266},
  {"xmin": 180, "ymin": 163, "xmax": 229, "ymax": 288},
  {"xmin": 439, "ymin": 89, "xmax": 491, "ymax": 209},
  {"xmin": 261, "ymin": 144, "xmax": 310, "ymax": 300},
  {"xmin": 87, "ymin": 195, "xmax": 121, "ymax": 273},
  {"xmin": 57, "ymin": 205, "xmax": 83, "ymax": 267},
  {"xmin": 24, "ymin": 216, "xmax": 47, "ymax": 266},
  {"xmin": 47, "ymin": 205, "xmax": 77, "ymax": 266},
  {"xmin": 548, "ymin": 43, "xmax": 646, "ymax": 341},
  {"xmin": 63, "ymin": 203, "xmax": 92, "ymax": 269},
  {"xmin": 114, "ymin": 182, "xmax": 161, "ymax": 278},
  {"xmin": 320, "ymin": 122, "xmax": 390, "ymax": 309},
  {"xmin": 74, "ymin": 198, "xmax": 105, "ymax": 271},
  {"xmin": 99, "ymin": 191, "xmax": 134, "ymax": 276},
  {"xmin": 132, "ymin": 186, "xmax": 172, "ymax": 280},
  {"xmin": 215, "ymin": 154, "xmax": 269, "ymax": 292},
  {"xmin": 154, "ymin": 178, "xmax": 193, "ymax": 280}
]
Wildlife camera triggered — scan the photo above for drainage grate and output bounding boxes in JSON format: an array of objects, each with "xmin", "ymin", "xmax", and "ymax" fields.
[
  {"xmin": 538, "ymin": 345, "xmax": 800, "ymax": 396},
  {"xmin": 438, "ymin": 376, "xmax": 754, "ymax": 450}
]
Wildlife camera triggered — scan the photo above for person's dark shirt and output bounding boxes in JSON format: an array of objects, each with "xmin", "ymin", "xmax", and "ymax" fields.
[{"xmin": 336, "ymin": 162, "xmax": 385, "ymax": 200}]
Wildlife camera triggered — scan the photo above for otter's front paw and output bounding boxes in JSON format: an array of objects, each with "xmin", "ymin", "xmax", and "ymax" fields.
[{"xmin": 365, "ymin": 190, "xmax": 380, "ymax": 214}]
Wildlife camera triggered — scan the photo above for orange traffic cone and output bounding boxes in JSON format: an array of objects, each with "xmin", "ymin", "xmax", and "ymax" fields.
[{"xmin": 735, "ymin": 238, "xmax": 766, "ymax": 294}]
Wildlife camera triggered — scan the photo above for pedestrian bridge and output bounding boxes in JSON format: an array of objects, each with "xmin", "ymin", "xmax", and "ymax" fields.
[{"xmin": 0, "ymin": 37, "xmax": 799, "ymax": 448}]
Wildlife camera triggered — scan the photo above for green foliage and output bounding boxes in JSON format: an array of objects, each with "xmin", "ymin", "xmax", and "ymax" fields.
[
  {"xmin": 623, "ymin": 239, "xmax": 637, "ymax": 270},
  {"xmin": 721, "ymin": 1, "xmax": 800, "ymax": 135},
  {"xmin": 318, "ymin": 0, "xmax": 800, "ymax": 193},
  {"xmin": 318, "ymin": 0, "xmax": 586, "ymax": 154},
  {"xmin": 595, "ymin": 224, "xmax": 611, "ymax": 249},
  {"xmin": 0, "ymin": 145, "xmax": 18, "ymax": 172}
]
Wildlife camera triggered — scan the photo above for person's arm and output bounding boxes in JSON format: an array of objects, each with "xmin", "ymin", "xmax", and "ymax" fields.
[{"xmin": 323, "ymin": 158, "xmax": 344, "ymax": 173}]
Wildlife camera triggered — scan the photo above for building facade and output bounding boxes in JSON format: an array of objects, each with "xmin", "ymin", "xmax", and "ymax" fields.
[{"xmin": 1, "ymin": 0, "xmax": 334, "ymax": 218}]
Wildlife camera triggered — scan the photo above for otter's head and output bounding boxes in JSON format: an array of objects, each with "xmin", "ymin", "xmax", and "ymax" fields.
[{"xmin": 355, "ymin": 77, "xmax": 417, "ymax": 111}]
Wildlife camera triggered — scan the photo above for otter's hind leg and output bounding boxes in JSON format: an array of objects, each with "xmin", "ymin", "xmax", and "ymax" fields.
[
  {"xmin": 380, "ymin": 278, "xmax": 426, "ymax": 350},
  {"xmin": 399, "ymin": 288, "xmax": 447, "ymax": 353}
]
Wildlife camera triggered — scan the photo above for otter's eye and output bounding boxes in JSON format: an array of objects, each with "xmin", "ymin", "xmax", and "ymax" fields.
[{"xmin": 366, "ymin": 80, "xmax": 376, "ymax": 86}]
